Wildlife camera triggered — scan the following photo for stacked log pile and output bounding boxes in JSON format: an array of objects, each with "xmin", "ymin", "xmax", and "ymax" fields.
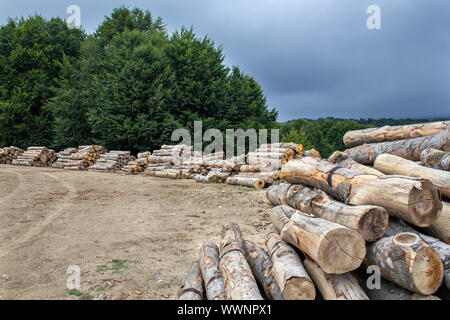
[
  {"xmin": 120, "ymin": 151, "xmax": 151, "ymax": 174},
  {"xmin": 63, "ymin": 145, "xmax": 106, "ymax": 170},
  {"xmin": 88, "ymin": 151, "xmax": 135, "ymax": 173},
  {"xmin": 11, "ymin": 147, "xmax": 56, "ymax": 167},
  {"xmin": 52, "ymin": 148, "xmax": 78, "ymax": 168},
  {"xmin": 144, "ymin": 144, "xmax": 192, "ymax": 178},
  {"xmin": 0, "ymin": 146, "xmax": 23, "ymax": 164}
]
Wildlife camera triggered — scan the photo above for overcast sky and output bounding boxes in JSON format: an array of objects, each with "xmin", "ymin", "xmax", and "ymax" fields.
[{"xmin": 1, "ymin": 0, "xmax": 449, "ymax": 121}]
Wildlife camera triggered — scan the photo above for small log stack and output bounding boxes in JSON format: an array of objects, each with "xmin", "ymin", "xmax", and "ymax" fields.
[
  {"xmin": 88, "ymin": 151, "xmax": 135, "ymax": 173},
  {"xmin": 52, "ymin": 148, "xmax": 78, "ymax": 168},
  {"xmin": 63, "ymin": 145, "xmax": 106, "ymax": 170},
  {"xmin": 120, "ymin": 152, "xmax": 151, "ymax": 175},
  {"xmin": 0, "ymin": 146, "xmax": 23, "ymax": 164},
  {"xmin": 12, "ymin": 146, "xmax": 56, "ymax": 167}
]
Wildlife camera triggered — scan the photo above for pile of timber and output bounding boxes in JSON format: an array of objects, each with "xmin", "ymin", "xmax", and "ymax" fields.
[
  {"xmin": 120, "ymin": 151, "xmax": 151, "ymax": 174},
  {"xmin": 63, "ymin": 145, "xmax": 106, "ymax": 170},
  {"xmin": 0, "ymin": 146, "xmax": 23, "ymax": 164},
  {"xmin": 88, "ymin": 151, "xmax": 135, "ymax": 173},
  {"xmin": 11, "ymin": 147, "xmax": 56, "ymax": 167},
  {"xmin": 144, "ymin": 144, "xmax": 192, "ymax": 178},
  {"xmin": 51, "ymin": 148, "xmax": 78, "ymax": 168}
]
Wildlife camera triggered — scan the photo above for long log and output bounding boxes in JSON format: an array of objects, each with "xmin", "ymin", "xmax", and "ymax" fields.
[
  {"xmin": 421, "ymin": 148, "xmax": 450, "ymax": 171},
  {"xmin": 385, "ymin": 219, "xmax": 450, "ymax": 290},
  {"xmin": 267, "ymin": 184, "xmax": 389, "ymax": 242},
  {"xmin": 199, "ymin": 242, "xmax": 226, "ymax": 300},
  {"xmin": 303, "ymin": 258, "xmax": 369, "ymax": 300},
  {"xmin": 427, "ymin": 201, "xmax": 450, "ymax": 244},
  {"xmin": 365, "ymin": 232, "xmax": 443, "ymax": 295},
  {"xmin": 344, "ymin": 129, "xmax": 450, "ymax": 164},
  {"xmin": 219, "ymin": 223, "xmax": 263, "ymax": 300},
  {"xmin": 244, "ymin": 241, "xmax": 283, "ymax": 300},
  {"xmin": 226, "ymin": 176, "xmax": 265, "ymax": 189},
  {"xmin": 265, "ymin": 225, "xmax": 315, "ymax": 300},
  {"xmin": 281, "ymin": 157, "xmax": 442, "ymax": 227},
  {"xmin": 270, "ymin": 206, "xmax": 366, "ymax": 274},
  {"xmin": 343, "ymin": 121, "xmax": 450, "ymax": 148},
  {"xmin": 179, "ymin": 261, "xmax": 205, "ymax": 300},
  {"xmin": 374, "ymin": 154, "xmax": 450, "ymax": 199},
  {"xmin": 328, "ymin": 151, "xmax": 383, "ymax": 176}
]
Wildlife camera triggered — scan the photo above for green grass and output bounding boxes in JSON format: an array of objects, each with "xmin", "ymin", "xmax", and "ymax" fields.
[
  {"xmin": 96, "ymin": 259, "xmax": 136, "ymax": 274},
  {"xmin": 68, "ymin": 289, "xmax": 93, "ymax": 300}
]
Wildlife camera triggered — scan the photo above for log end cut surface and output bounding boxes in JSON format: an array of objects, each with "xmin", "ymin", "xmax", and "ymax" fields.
[
  {"xmin": 282, "ymin": 277, "xmax": 316, "ymax": 300},
  {"xmin": 409, "ymin": 180, "xmax": 442, "ymax": 227},
  {"xmin": 358, "ymin": 207, "xmax": 390, "ymax": 242}
]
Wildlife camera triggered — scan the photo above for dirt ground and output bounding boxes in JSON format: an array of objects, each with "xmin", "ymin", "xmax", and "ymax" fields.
[{"xmin": 0, "ymin": 165, "xmax": 272, "ymax": 300}]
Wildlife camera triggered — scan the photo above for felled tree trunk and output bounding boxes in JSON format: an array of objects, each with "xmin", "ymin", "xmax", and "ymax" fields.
[
  {"xmin": 244, "ymin": 241, "xmax": 283, "ymax": 300},
  {"xmin": 365, "ymin": 232, "xmax": 443, "ymax": 295},
  {"xmin": 374, "ymin": 154, "xmax": 450, "ymax": 199},
  {"xmin": 270, "ymin": 206, "xmax": 366, "ymax": 274},
  {"xmin": 427, "ymin": 201, "xmax": 450, "ymax": 244},
  {"xmin": 219, "ymin": 223, "xmax": 263, "ymax": 300},
  {"xmin": 328, "ymin": 151, "xmax": 383, "ymax": 176},
  {"xmin": 265, "ymin": 224, "xmax": 316, "ymax": 300},
  {"xmin": 421, "ymin": 148, "xmax": 450, "ymax": 171},
  {"xmin": 199, "ymin": 242, "xmax": 226, "ymax": 300},
  {"xmin": 226, "ymin": 176, "xmax": 265, "ymax": 189},
  {"xmin": 344, "ymin": 129, "xmax": 450, "ymax": 164},
  {"xmin": 343, "ymin": 121, "xmax": 450, "ymax": 148},
  {"xmin": 303, "ymin": 259, "xmax": 368, "ymax": 300},
  {"xmin": 267, "ymin": 184, "xmax": 388, "ymax": 242},
  {"xmin": 179, "ymin": 261, "xmax": 205, "ymax": 300},
  {"xmin": 281, "ymin": 157, "xmax": 442, "ymax": 227},
  {"xmin": 385, "ymin": 219, "xmax": 450, "ymax": 290}
]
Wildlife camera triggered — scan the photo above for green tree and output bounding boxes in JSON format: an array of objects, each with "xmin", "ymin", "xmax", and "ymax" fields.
[{"xmin": 0, "ymin": 16, "xmax": 84, "ymax": 148}]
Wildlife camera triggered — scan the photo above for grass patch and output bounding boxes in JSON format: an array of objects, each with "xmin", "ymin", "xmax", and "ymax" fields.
[
  {"xmin": 68, "ymin": 289, "xmax": 93, "ymax": 300},
  {"xmin": 96, "ymin": 259, "xmax": 136, "ymax": 274}
]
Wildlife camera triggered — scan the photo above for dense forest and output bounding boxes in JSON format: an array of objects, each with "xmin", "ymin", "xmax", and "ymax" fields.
[{"xmin": 0, "ymin": 7, "xmax": 445, "ymax": 157}]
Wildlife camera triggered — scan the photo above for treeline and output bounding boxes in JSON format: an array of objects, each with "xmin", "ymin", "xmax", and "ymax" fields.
[
  {"xmin": 0, "ymin": 7, "xmax": 277, "ymax": 153},
  {"xmin": 279, "ymin": 117, "xmax": 447, "ymax": 158}
]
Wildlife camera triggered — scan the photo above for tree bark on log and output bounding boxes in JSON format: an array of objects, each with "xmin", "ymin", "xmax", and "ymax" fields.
[
  {"xmin": 267, "ymin": 184, "xmax": 389, "ymax": 242},
  {"xmin": 303, "ymin": 258, "xmax": 369, "ymax": 300},
  {"xmin": 265, "ymin": 225, "xmax": 316, "ymax": 300},
  {"xmin": 270, "ymin": 206, "xmax": 366, "ymax": 274},
  {"xmin": 219, "ymin": 223, "xmax": 263, "ymax": 300},
  {"xmin": 365, "ymin": 232, "xmax": 443, "ymax": 295},
  {"xmin": 427, "ymin": 201, "xmax": 450, "ymax": 244},
  {"xmin": 226, "ymin": 176, "xmax": 265, "ymax": 189},
  {"xmin": 199, "ymin": 242, "xmax": 226, "ymax": 300},
  {"xmin": 374, "ymin": 154, "xmax": 450, "ymax": 199},
  {"xmin": 328, "ymin": 151, "xmax": 383, "ymax": 176},
  {"xmin": 281, "ymin": 157, "xmax": 442, "ymax": 227},
  {"xmin": 344, "ymin": 129, "xmax": 450, "ymax": 164},
  {"xmin": 179, "ymin": 261, "xmax": 205, "ymax": 300},
  {"xmin": 244, "ymin": 241, "xmax": 283, "ymax": 300},
  {"xmin": 421, "ymin": 148, "xmax": 450, "ymax": 171},
  {"xmin": 344, "ymin": 121, "xmax": 450, "ymax": 148},
  {"xmin": 385, "ymin": 219, "xmax": 450, "ymax": 290}
]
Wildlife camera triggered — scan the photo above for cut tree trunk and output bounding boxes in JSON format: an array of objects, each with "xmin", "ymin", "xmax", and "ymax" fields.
[
  {"xmin": 226, "ymin": 176, "xmax": 265, "ymax": 189},
  {"xmin": 244, "ymin": 241, "xmax": 283, "ymax": 300},
  {"xmin": 343, "ymin": 121, "xmax": 450, "ymax": 148},
  {"xmin": 303, "ymin": 258, "xmax": 368, "ymax": 300},
  {"xmin": 385, "ymin": 219, "xmax": 450, "ymax": 290},
  {"xmin": 427, "ymin": 201, "xmax": 450, "ymax": 244},
  {"xmin": 219, "ymin": 223, "xmax": 263, "ymax": 300},
  {"xmin": 281, "ymin": 157, "xmax": 442, "ymax": 227},
  {"xmin": 269, "ymin": 205, "xmax": 366, "ymax": 274},
  {"xmin": 265, "ymin": 224, "xmax": 316, "ymax": 300},
  {"xmin": 328, "ymin": 151, "xmax": 383, "ymax": 176},
  {"xmin": 199, "ymin": 242, "xmax": 226, "ymax": 300},
  {"xmin": 179, "ymin": 261, "xmax": 204, "ymax": 300},
  {"xmin": 365, "ymin": 232, "xmax": 443, "ymax": 295},
  {"xmin": 267, "ymin": 184, "xmax": 389, "ymax": 242},
  {"xmin": 421, "ymin": 148, "xmax": 450, "ymax": 171},
  {"xmin": 344, "ymin": 129, "xmax": 450, "ymax": 164},
  {"xmin": 374, "ymin": 154, "xmax": 450, "ymax": 199}
]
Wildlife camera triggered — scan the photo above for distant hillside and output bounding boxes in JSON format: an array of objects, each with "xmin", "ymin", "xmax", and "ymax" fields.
[{"xmin": 278, "ymin": 117, "xmax": 448, "ymax": 158}]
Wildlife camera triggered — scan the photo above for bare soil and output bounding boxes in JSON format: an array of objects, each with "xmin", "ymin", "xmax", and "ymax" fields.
[{"xmin": 0, "ymin": 165, "xmax": 272, "ymax": 300}]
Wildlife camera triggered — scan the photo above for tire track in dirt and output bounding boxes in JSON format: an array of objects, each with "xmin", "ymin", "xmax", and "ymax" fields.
[
  {"xmin": 0, "ymin": 169, "xmax": 25, "ymax": 206},
  {"xmin": 0, "ymin": 171, "xmax": 78, "ymax": 258}
]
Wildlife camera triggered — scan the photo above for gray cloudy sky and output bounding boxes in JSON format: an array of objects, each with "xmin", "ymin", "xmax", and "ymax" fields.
[{"xmin": 1, "ymin": 0, "xmax": 449, "ymax": 121}]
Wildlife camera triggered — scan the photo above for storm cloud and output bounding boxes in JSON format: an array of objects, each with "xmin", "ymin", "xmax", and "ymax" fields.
[{"xmin": 1, "ymin": 0, "xmax": 449, "ymax": 121}]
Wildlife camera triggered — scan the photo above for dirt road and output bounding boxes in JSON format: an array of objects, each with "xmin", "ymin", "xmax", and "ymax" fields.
[{"xmin": 0, "ymin": 165, "xmax": 271, "ymax": 300}]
